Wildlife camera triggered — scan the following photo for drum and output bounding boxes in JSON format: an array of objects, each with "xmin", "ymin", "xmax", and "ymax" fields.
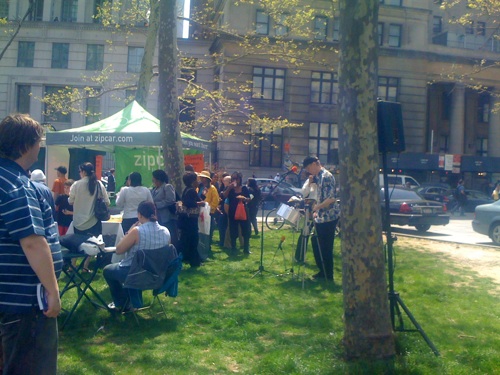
[{"xmin": 276, "ymin": 203, "xmax": 302, "ymax": 226}]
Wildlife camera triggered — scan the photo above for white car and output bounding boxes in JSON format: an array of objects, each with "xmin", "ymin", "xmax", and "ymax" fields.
[{"xmin": 472, "ymin": 200, "xmax": 500, "ymax": 245}]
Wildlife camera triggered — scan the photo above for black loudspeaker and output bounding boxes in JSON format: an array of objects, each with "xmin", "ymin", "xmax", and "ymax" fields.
[{"xmin": 377, "ymin": 101, "xmax": 405, "ymax": 153}]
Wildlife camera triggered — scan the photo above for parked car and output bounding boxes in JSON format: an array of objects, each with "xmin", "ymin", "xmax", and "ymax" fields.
[
  {"xmin": 255, "ymin": 179, "xmax": 302, "ymax": 208},
  {"xmin": 379, "ymin": 174, "xmax": 420, "ymax": 188},
  {"xmin": 255, "ymin": 178, "xmax": 302, "ymax": 194},
  {"xmin": 446, "ymin": 189, "xmax": 494, "ymax": 213},
  {"xmin": 472, "ymin": 200, "xmax": 500, "ymax": 245},
  {"xmin": 415, "ymin": 185, "xmax": 450, "ymax": 205},
  {"xmin": 380, "ymin": 187, "xmax": 450, "ymax": 232}
]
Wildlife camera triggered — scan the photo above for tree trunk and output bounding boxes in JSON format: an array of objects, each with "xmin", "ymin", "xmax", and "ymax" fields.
[
  {"xmin": 135, "ymin": 0, "xmax": 160, "ymax": 108},
  {"xmin": 158, "ymin": 0, "xmax": 185, "ymax": 192},
  {"xmin": 338, "ymin": 0, "xmax": 395, "ymax": 361}
]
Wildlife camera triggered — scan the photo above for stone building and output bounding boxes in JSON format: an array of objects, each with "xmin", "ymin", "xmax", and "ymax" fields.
[{"xmin": 1, "ymin": 0, "xmax": 500, "ymax": 189}]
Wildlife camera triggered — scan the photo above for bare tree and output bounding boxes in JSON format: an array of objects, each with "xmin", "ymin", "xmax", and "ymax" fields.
[{"xmin": 338, "ymin": 0, "xmax": 395, "ymax": 362}]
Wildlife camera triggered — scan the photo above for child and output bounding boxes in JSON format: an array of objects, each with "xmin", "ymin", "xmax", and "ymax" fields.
[{"xmin": 55, "ymin": 179, "xmax": 74, "ymax": 236}]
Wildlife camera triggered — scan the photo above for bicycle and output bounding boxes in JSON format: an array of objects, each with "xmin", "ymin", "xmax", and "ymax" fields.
[{"xmin": 265, "ymin": 208, "xmax": 285, "ymax": 230}]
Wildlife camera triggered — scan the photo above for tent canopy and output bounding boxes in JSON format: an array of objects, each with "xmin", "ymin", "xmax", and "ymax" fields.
[{"xmin": 45, "ymin": 101, "xmax": 210, "ymax": 151}]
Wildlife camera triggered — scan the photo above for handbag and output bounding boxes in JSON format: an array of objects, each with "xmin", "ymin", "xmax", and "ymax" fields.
[
  {"xmin": 176, "ymin": 201, "xmax": 200, "ymax": 217},
  {"xmin": 234, "ymin": 200, "xmax": 247, "ymax": 221},
  {"xmin": 94, "ymin": 183, "xmax": 110, "ymax": 221}
]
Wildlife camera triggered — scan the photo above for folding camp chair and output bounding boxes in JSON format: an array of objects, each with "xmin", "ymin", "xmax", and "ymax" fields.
[{"xmin": 120, "ymin": 245, "xmax": 182, "ymax": 323}]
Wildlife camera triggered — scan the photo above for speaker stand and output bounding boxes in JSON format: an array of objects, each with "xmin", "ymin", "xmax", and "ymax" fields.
[{"xmin": 381, "ymin": 151, "xmax": 439, "ymax": 356}]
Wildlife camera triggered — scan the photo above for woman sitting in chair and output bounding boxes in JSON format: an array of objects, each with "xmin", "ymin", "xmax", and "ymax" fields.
[{"xmin": 103, "ymin": 201, "xmax": 170, "ymax": 311}]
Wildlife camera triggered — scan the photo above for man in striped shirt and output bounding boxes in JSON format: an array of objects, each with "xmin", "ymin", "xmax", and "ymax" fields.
[{"xmin": 0, "ymin": 114, "xmax": 62, "ymax": 374}]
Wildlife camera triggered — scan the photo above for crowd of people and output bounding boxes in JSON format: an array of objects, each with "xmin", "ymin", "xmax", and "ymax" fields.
[{"xmin": 0, "ymin": 112, "xmax": 341, "ymax": 374}]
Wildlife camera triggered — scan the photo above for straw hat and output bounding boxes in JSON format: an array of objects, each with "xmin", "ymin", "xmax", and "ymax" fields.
[{"xmin": 197, "ymin": 170, "xmax": 212, "ymax": 181}]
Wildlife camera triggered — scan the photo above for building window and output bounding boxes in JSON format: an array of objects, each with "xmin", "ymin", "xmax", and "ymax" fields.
[
  {"xmin": 388, "ymin": 24, "xmax": 402, "ymax": 47},
  {"xmin": 477, "ymin": 21, "xmax": 486, "ymax": 36},
  {"xmin": 314, "ymin": 16, "xmax": 328, "ymax": 40},
  {"xmin": 127, "ymin": 47, "xmax": 144, "ymax": 73},
  {"xmin": 0, "ymin": 1, "xmax": 8, "ymax": 18},
  {"xmin": 378, "ymin": 76, "xmax": 399, "ymax": 101},
  {"xmin": 28, "ymin": 0, "xmax": 44, "ymax": 21},
  {"xmin": 61, "ymin": 0, "xmax": 78, "ymax": 22},
  {"xmin": 275, "ymin": 13, "xmax": 289, "ymax": 36},
  {"xmin": 17, "ymin": 41, "xmax": 35, "ymax": 67},
  {"xmin": 85, "ymin": 94, "xmax": 101, "ymax": 124},
  {"xmin": 252, "ymin": 67, "xmax": 285, "ymax": 101},
  {"xmin": 476, "ymin": 138, "xmax": 487, "ymax": 157},
  {"xmin": 311, "ymin": 71, "xmax": 337, "ymax": 104},
  {"xmin": 378, "ymin": 23, "xmax": 384, "ymax": 45},
  {"xmin": 477, "ymin": 93, "xmax": 490, "ymax": 123},
  {"xmin": 86, "ymin": 44, "xmax": 104, "ymax": 71},
  {"xmin": 17, "ymin": 84, "xmax": 31, "ymax": 114},
  {"xmin": 441, "ymin": 91, "xmax": 451, "ymax": 120},
  {"xmin": 309, "ymin": 122, "xmax": 339, "ymax": 165},
  {"xmin": 465, "ymin": 21, "xmax": 474, "ymax": 35},
  {"xmin": 433, "ymin": 16, "xmax": 442, "ymax": 34},
  {"xmin": 51, "ymin": 43, "xmax": 69, "ymax": 69},
  {"xmin": 332, "ymin": 18, "xmax": 340, "ymax": 41},
  {"xmin": 93, "ymin": 0, "xmax": 104, "ymax": 23},
  {"xmin": 43, "ymin": 86, "xmax": 72, "ymax": 123},
  {"xmin": 249, "ymin": 127, "xmax": 283, "ymax": 168},
  {"xmin": 256, "ymin": 10, "xmax": 269, "ymax": 35}
]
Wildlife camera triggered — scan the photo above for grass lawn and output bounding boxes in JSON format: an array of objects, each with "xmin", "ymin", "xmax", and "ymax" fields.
[{"xmin": 57, "ymin": 228, "xmax": 500, "ymax": 374}]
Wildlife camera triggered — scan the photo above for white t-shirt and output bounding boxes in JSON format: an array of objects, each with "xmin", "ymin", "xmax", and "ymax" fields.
[
  {"xmin": 69, "ymin": 177, "xmax": 110, "ymax": 231},
  {"xmin": 116, "ymin": 186, "xmax": 154, "ymax": 219}
]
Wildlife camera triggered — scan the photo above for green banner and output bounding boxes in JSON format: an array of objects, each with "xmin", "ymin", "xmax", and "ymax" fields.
[
  {"xmin": 113, "ymin": 146, "xmax": 202, "ymax": 191},
  {"xmin": 114, "ymin": 147, "xmax": 162, "ymax": 190}
]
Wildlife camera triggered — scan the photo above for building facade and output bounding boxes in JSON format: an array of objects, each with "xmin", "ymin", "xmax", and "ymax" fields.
[{"xmin": 1, "ymin": 0, "xmax": 500, "ymax": 189}]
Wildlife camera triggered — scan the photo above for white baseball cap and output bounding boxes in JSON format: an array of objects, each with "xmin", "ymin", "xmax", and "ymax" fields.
[{"xmin": 30, "ymin": 169, "xmax": 46, "ymax": 182}]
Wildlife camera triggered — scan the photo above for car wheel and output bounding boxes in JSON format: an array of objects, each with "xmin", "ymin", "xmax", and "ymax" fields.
[
  {"xmin": 489, "ymin": 222, "xmax": 500, "ymax": 245},
  {"xmin": 415, "ymin": 224, "xmax": 431, "ymax": 232}
]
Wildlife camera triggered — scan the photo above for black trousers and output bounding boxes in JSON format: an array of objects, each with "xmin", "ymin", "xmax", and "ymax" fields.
[{"xmin": 311, "ymin": 219, "xmax": 338, "ymax": 279}]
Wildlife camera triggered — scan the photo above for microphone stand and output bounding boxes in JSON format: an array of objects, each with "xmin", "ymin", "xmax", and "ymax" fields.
[{"xmin": 252, "ymin": 170, "xmax": 296, "ymax": 278}]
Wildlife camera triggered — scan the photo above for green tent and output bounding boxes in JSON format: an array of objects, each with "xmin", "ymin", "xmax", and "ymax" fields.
[
  {"xmin": 44, "ymin": 101, "xmax": 210, "ymax": 189},
  {"xmin": 45, "ymin": 100, "xmax": 210, "ymax": 151}
]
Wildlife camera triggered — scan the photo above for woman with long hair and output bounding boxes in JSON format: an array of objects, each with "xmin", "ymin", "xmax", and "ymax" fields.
[
  {"xmin": 103, "ymin": 201, "xmax": 171, "ymax": 310},
  {"xmin": 69, "ymin": 162, "xmax": 110, "ymax": 237},
  {"xmin": 224, "ymin": 171, "xmax": 251, "ymax": 254},
  {"xmin": 116, "ymin": 171, "xmax": 153, "ymax": 233}
]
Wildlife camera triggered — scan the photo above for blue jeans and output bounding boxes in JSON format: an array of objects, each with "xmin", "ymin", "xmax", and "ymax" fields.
[
  {"xmin": 0, "ymin": 309, "xmax": 58, "ymax": 374},
  {"xmin": 103, "ymin": 263, "xmax": 143, "ymax": 308}
]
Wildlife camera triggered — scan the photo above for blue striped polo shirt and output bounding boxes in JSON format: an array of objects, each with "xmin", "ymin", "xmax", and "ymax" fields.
[{"xmin": 0, "ymin": 158, "xmax": 62, "ymax": 313}]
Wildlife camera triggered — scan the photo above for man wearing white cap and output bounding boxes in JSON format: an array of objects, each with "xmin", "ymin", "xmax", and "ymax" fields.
[{"xmin": 30, "ymin": 169, "xmax": 56, "ymax": 215}]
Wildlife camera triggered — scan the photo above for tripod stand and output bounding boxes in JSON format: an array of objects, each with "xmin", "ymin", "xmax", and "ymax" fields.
[
  {"xmin": 252, "ymin": 173, "xmax": 295, "ymax": 278},
  {"xmin": 381, "ymin": 151, "xmax": 440, "ymax": 356}
]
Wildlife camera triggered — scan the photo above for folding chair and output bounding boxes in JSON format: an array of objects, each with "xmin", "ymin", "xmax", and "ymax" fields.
[
  {"xmin": 120, "ymin": 245, "xmax": 181, "ymax": 323},
  {"xmin": 149, "ymin": 256, "xmax": 182, "ymax": 318}
]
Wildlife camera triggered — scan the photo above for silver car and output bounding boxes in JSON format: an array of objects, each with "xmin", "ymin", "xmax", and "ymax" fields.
[{"xmin": 472, "ymin": 200, "xmax": 500, "ymax": 245}]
